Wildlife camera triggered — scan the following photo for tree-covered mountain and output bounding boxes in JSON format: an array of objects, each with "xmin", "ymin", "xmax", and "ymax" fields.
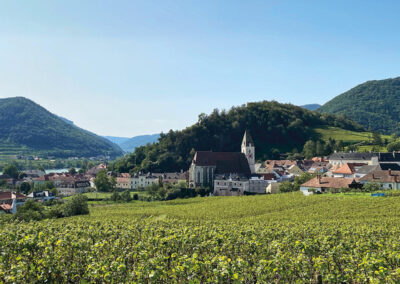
[
  {"xmin": 300, "ymin": 104, "xmax": 321, "ymax": 111},
  {"xmin": 318, "ymin": 77, "xmax": 400, "ymax": 134},
  {"xmin": 111, "ymin": 101, "xmax": 363, "ymax": 173},
  {"xmin": 0, "ymin": 97, "xmax": 123, "ymax": 158}
]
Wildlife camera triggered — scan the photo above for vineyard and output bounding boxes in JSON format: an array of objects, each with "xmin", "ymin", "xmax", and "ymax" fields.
[{"xmin": 2, "ymin": 193, "xmax": 400, "ymax": 282}]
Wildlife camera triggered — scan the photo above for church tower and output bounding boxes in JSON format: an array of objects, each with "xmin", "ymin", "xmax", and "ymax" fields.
[{"xmin": 241, "ymin": 130, "xmax": 255, "ymax": 174}]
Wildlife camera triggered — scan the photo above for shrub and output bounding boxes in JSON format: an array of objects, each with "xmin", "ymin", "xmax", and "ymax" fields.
[
  {"xmin": 14, "ymin": 199, "xmax": 45, "ymax": 222},
  {"xmin": 61, "ymin": 195, "xmax": 89, "ymax": 217},
  {"xmin": 121, "ymin": 190, "xmax": 132, "ymax": 202}
]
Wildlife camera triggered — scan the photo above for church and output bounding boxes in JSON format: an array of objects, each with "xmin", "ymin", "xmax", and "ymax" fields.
[{"xmin": 189, "ymin": 131, "xmax": 267, "ymax": 195}]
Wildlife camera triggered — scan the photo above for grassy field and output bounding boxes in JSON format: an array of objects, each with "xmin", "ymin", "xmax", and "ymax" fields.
[
  {"xmin": 315, "ymin": 126, "xmax": 390, "ymax": 144},
  {"xmin": 2, "ymin": 193, "xmax": 400, "ymax": 282}
]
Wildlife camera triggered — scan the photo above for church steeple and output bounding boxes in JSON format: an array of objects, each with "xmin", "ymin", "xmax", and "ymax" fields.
[{"xmin": 241, "ymin": 131, "xmax": 255, "ymax": 174}]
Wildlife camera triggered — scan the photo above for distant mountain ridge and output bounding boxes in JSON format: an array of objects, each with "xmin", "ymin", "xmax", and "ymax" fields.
[
  {"xmin": 300, "ymin": 104, "xmax": 321, "ymax": 111},
  {"xmin": 103, "ymin": 136, "xmax": 131, "ymax": 145},
  {"xmin": 0, "ymin": 97, "xmax": 123, "ymax": 158},
  {"xmin": 318, "ymin": 77, "xmax": 400, "ymax": 134},
  {"xmin": 104, "ymin": 134, "xmax": 160, "ymax": 152}
]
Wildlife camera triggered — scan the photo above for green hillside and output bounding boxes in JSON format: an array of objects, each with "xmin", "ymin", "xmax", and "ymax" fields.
[
  {"xmin": 318, "ymin": 77, "xmax": 400, "ymax": 134},
  {"xmin": 111, "ymin": 100, "xmax": 363, "ymax": 173},
  {"xmin": 315, "ymin": 126, "xmax": 390, "ymax": 144},
  {"xmin": 0, "ymin": 97, "xmax": 123, "ymax": 158}
]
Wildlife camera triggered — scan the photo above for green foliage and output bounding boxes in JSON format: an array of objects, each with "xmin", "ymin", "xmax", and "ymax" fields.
[
  {"xmin": 2, "ymin": 164, "xmax": 19, "ymax": 179},
  {"xmin": 302, "ymin": 138, "xmax": 342, "ymax": 158},
  {"xmin": 278, "ymin": 181, "xmax": 295, "ymax": 193},
  {"xmin": 362, "ymin": 182, "xmax": 381, "ymax": 192},
  {"xmin": 387, "ymin": 141, "xmax": 400, "ymax": 152},
  {"xmin": 0, "ymin": 97, "xmax": 123, "ymax": 158},
  {"xmin": 4, "ymin": 194, "xmax": 400, "ymax": 282},
  {"xmin": 68, "ymin": 168, "xmax": 77, "ymax": 175},
  {"xmin": 61, "ymin": 195, "xmax": 89, "ymax": 217},
  {"xmin": 94, "ymin": 171, "xmax": 116, "ymax": 192},
  {"xmin": 120, "ymin": 190, "xmax": 132, "ymax": 202},
  {"xmin": 372, "ymin": 132, "xmax": 383, "ymax": 146},
  {"xmin": 111, "ymin": 101, "xmax": 362, "ymax": 173},
  {"xmin": 14, "ymin": 199, "xmax": 45, "ymax": 221},
  {"xmin": 19, "ymin": 182, "xmax": 31, "ymax": 194},
  {"xmin": 147, "ymin": 183, "xmax": 198, "ymax": 201},
  {"xmin": 318, "ymin": 77, "xmax": 400, "ymax": 134},
  {"xmin": 293, "ymin": 172, "xmax": 316, "ymax": 190}
]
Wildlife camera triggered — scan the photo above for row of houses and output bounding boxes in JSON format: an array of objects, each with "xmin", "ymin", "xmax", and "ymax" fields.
[
  {"xmin": 299, "ymin": 151, "xmax": 400, "ymax": 195},
  {"xmin": 0, "ymin": 190, "xmax": 55, "ymax": 214},
  {"xmin": 115, "ymin": 172, "xmax": 189, "ymax": 190}
]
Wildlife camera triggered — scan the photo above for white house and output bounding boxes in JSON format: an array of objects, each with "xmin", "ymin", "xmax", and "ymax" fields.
[{"xmin": 130, "ymin": 173, "xmax": 159, "ymax": 190}]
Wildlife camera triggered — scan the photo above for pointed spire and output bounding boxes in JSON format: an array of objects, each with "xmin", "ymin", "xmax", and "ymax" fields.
[{"xmin": 242, "ymin": 130, "xmax": 254, "ymax": 147}]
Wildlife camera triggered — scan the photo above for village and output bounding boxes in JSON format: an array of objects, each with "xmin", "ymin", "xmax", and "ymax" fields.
[{"xmin": 1, "ymin": 131, "xmax": 400, "ymax": 214}]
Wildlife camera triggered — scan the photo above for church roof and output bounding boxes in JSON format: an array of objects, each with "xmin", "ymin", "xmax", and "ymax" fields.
[
  {"xmin": 242, "ymin": 131, "xmax": 254, "ymax": 147},
  {"xmin": 193, "ymin": 151, "xmax": 251, "ymax": 177}
]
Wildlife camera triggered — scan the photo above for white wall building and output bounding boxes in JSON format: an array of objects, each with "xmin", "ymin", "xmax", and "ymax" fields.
[{"xmin": 130, "ymin": 173, "xmax": 159, "ymax": 190}]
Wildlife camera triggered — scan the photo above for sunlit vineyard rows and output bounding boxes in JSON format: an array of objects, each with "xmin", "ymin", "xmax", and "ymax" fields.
[{"xmin": 2, "ymin": 193, "xmax": 400, "ymax": 282}]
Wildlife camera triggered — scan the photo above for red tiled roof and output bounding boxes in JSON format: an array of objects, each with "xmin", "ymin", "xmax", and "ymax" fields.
[
  {"xmin": 360, "ymin": 170, "xmax": 400, "ymax": 183},
  {"xmin": 333, "ymin": 163, "xmax": 366, "ymax": 174},
  {"xmin": 0, "ymin": 192, "xmax": 26, "ymax": 201},
  {"xmin": 0, "ymin": 204, "xmax": 12, "ymax": 211},
  {"xmin": 301, "ymin": 177, "xmax": 356, "ymax": 189}
]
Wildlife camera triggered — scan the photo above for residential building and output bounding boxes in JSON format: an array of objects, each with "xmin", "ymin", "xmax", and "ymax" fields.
[
  {"xmin": 0, "ymin": 192, "xmax": 26, "ymax": 214},
  {"xmin": 266, "ymin": 182, "xmax": 280, "ymax": 194},
  {"xmin": 116, "ymin": 173, "xmax": 131, "ymax": 189},
  {"xmin": 300, "ymin": 176, "xmax": 360, "ymax": 195},
  {"xmin": 27, "ymin": 191, "xmax": 55, "ymax": 202},
  {"xmin": 213, "ymin": 174, "xmax": 249, "ymax": 196},
  {"xmin": 130, "ymin": 173, "xmax": 159, "ymax": 190},
  {"xmin": 332, "ymin": 163, "xmax": 366, "ymax": 178},
  {"xmin": 359, "ymin": 169, "xmax": 400, "ymax": 190},
  {"xmin": 328, "ymin": 152, "xmax": 379, "ymax": 166},
  {"xmin": 153, "ymin": 172, "xmax": 189, "ymax": 185}
]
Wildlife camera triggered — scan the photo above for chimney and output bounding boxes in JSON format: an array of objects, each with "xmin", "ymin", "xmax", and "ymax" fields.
[
  {"xmin": 389, "ymin": 169, "xmax": 392, "ymax": 176},
  {"xmin": 372, "ymin": 173, "xmax": 375, "ymax": 179},
  {"xmin": 318, "ymin": 175, "xmax": 321, "ymax": 183}
]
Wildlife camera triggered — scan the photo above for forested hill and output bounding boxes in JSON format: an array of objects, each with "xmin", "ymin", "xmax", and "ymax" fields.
[
  {"xmin": 318, "ymin": 77, "xmax": 400, "ymax": 134},
  {"xmin": 111, "ymin": 101, "xmax": 363, "ymax": 173},
  {"xmin": 0, "ymin": 97, "xmax": 123, "ymax": 158}
]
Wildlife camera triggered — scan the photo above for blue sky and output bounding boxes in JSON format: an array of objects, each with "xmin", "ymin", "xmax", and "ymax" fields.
[{"xmin": 1, "ymin": 0, "xmax": 399, "ymax": 137}]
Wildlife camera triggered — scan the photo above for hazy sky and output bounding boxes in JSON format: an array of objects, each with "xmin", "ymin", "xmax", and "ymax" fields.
[{"xmin": 1, "ymin": 0, "xmax": 400, "ymax": 137}]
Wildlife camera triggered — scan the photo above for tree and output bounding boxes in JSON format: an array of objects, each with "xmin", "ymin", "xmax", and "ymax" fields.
[
  {"xmin": 387, "ymin": 141, "xmax": 400, "ymax": 152},
  {"xmin": 347, "ymin": 144, "xmax": 358, "ymax": 152},
  {"xmin": 69, "ymin": 168, "xmax": 77, "ymax": 175},
  {"xmin": 362, "ymin": 182, "xmax": 380, "ymax": 192},
  {"xmin": 293, "ymin": 172, "xmax": 315, "ymax": 190},
  {"xmin": 372, "ymin": 132, "xmax": 383, "ymax": 146},
  {"xmin": 19, "ymin": 182, "xmax": 31, "ymax": 194},
  {"xmin": 279, "ymin": 181, "xmax": 295, "ymax": 193},
  {"xmin": 61, "ymin": 195, "xmax": 89, "ymax": 217},
  {"xmin": 3, "ymin": 164, "xmax": 19, "ymax": 179},
  {"xmin": 15, "ymin": 199, "xmax": 45, "ymax": 221},
  {"xmin": 110, "ymin": 191, "xmax": 121, "ymax": 202},
  {"xmin": 303, "ymin": 140, "xmax": 316, "ymax": 159},
  {"xmin": 94, "ymin": 170, "xmax": 116, "ymax": 192},
  {"xmin": 121, "ymin": 190, "xmax": 132, "ymax": 202}
]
